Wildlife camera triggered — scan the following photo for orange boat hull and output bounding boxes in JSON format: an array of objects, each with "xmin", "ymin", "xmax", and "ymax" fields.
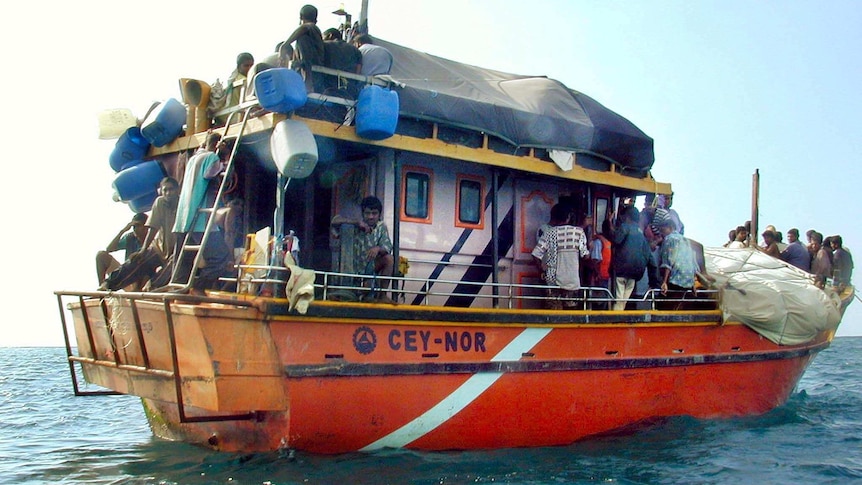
[{"xmin": 65, "ymin": 297, "xmax": 830, "ymax": 454}]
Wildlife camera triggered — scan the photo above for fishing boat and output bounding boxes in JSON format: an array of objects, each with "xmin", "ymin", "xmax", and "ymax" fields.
[{"xmin": 56, "ymin": 15, "xmax": 852, "ymax": 454}]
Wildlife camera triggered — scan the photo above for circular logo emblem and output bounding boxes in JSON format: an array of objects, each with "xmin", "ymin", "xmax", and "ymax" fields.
[{"xmin": 353, "ymin": 326, "xmax": 377, "ymax": 355}]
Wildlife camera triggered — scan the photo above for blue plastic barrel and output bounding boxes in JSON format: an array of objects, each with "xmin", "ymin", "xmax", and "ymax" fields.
[
  {"xmin": 356, "ymin": 86, "xmax": 399, "ymax": 140},
  {"xmin": 255, "ymin": 68, "xmax": 308, "ymax": 113},
  {"xmin": 112, "ymin": 160, "xmax": 166, "ymax": 202},
  {"xmin": 141, "ymin": 98, "xmax": 186, "ymax": 147},
  {"xmin": 128, "ymin": 191, "xmax": 158, "ymax": 213},
  {"xmin": 109, "ymin": 127, "xmax": 150, "ymax": 172}
]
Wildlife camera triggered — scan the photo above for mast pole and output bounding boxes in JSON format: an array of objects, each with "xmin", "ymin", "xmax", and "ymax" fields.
[
  {"xmin": 751, "ymin": 169, "xmax": 759, "ymax": 247},
  {"xmin": 360, "ymin": 0, "xmax": 369, "ymax": 31}
]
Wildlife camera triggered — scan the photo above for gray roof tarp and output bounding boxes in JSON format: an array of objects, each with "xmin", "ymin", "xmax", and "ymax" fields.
[{"xmin": 377, "ymin": 39, "xmax": 655, "ymax": 175}]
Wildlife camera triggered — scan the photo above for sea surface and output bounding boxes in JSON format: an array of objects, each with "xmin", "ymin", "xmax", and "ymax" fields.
[{"xmin": 1, "ymin": 340, "xmax": 861, "ymax": 485}]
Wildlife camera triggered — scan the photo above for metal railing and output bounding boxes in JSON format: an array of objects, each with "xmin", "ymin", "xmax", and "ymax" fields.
[
  {"xmin": 55, "ymin": 290, "xmax": 257, "ymax": 422},
  {"xmin": 224, "ymin": 263, "xmax": 718, "ymax": 310}
]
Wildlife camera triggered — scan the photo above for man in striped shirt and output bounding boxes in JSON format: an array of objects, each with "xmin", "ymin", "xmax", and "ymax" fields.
[{"xmin": 532, "ymin": 204, "xmax": 589, "ymax": 308}]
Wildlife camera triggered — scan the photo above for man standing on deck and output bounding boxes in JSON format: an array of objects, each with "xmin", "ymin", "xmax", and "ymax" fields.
[
  {"xmin": 172, "ymin": 133, "xmax": 233, "ymax": 294},
  {"xmin": 608, "ymin": 205, "xmax": 651, "ymax": 311},
  {"xmin": 831, "ymin": 235, "xmax": 854, "ymax": 292},
  {"xmin": 532, "ymin": 204, "xmax": 589, "ymax": 309}
]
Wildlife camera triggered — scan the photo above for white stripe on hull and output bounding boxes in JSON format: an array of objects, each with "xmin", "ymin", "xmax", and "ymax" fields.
[{"xmin": 359, "ymin": 327, "xmax": 553, "ymax": 451}]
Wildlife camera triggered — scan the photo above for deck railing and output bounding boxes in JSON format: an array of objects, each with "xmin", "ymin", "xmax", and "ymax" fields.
[{"xmin": 227, "ymin": 263, "xmax": 719, "ymax": 311}]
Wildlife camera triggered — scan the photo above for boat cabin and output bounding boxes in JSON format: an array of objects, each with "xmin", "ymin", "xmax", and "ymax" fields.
[{"xmin": 123, "ymin": 38, "xmax": 677, "ymax": 310}]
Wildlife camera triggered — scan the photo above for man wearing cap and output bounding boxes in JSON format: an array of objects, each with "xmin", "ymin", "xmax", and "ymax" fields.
[
  {"xmin": 780, "ymin": 228, "xmax": 810, "ymax": 271},
  {"xmin": 96, "ymin": 213, "xmax": 147, "ymax": 285}
]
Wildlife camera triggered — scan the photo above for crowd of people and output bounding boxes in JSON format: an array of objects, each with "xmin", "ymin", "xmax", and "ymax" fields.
[
  {"xmin": 97, "ymin": 133, "xmax": 242, "ymax": 295},
  {"xmin": 215, "ymin": 3, "xmax": 393, "ymax": 117},
  {"xmin": 723, "ymin": 222, "xmax": 854, "ymax": 291},
  {"xmin": 531, "ymin": 193, "xmax": 709, "ymax": 310}
]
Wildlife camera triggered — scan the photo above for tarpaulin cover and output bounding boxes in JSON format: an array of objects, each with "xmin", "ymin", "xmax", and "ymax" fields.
[
  {"xmin": 704, "ymin": 248, "xmax": 843, "ymax": 345},
  {"xmin": 376, "ymin": 39, "xmax": 655, "ymax": 175}
]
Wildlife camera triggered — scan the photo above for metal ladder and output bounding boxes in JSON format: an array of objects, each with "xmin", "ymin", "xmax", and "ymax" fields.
[{"xmin": 165, "ymin": 107, "xmax": 253, "ymax": 292}]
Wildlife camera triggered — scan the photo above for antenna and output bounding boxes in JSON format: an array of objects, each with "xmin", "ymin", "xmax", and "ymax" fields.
[{"xmin": 332, "ymin": 4, "xmax": 352, "ymax": 32}]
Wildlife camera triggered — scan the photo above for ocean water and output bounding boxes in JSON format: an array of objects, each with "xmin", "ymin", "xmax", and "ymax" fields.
[{"xmin": 1, "ymin": 339, "xmax": 861, "ymax": 485}]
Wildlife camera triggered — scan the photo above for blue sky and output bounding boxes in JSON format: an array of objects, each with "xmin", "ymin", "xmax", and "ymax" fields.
[{"xmin": 2, "ymin": 0, "xmax": 860, "ymax": 345}]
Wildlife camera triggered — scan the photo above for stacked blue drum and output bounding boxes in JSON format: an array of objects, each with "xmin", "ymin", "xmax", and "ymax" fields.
[
  {"xmin": 108, "ymin": 99, "xmax": 184, "ymax": 213},
  {"xmin": 112, "ymin": 160, "xmax": 165, "ymax": 213},
  {"xmin": 355, "ymin": 86, "xmax": 399, "ymax": 140},
  {"xmin": 255, "ymin": 68, "xmax": 308, "ymax": 113},
  {"xmin": 141, "ymin": 98, "xmax": 186, "ymax": 147},
  {"xmin": 109, "ymin": 127, "xmax": 150, "ymax": 172}
]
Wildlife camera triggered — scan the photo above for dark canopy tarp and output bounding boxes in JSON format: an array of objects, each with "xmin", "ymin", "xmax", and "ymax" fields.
[{"xmin": 376, "ymin": 39, "xmax": 655, "ymax": 174}]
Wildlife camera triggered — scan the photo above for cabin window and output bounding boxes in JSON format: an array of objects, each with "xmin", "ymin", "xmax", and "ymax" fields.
[
  {"xmin": 456, "ymin": 175, "xmax": 485, "ymax": 229},
  {"xmin": 401, "ymin": 167, "xmax": 433, "ymax": 224}
]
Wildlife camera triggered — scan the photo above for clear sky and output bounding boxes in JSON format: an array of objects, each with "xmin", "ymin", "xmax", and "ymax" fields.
[{"xmin": 2, "ymin": 0, "xmax": 860, "ymax": 346}]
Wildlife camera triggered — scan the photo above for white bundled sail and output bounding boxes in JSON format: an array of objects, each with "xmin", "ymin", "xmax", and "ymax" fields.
[{"xmin": 704, "ymin": 248, "xmax": 843, "ymax": 345}]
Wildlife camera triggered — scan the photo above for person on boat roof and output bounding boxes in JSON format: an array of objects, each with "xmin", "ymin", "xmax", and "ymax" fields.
[
  {"xmin": 331, "ymin": 196, "xmax": 395, "ymax": 294},
  {"xmin": 96, "ymin": 212, "xmax": 147, "ymax": 286},
  {"xmin": 353, "ymin": 34, "xmax": 393, "ymax": 76},
  {"xmin": 321, "ymin": 27, "xmax": 362, "ymax": 96},
  {"xmin": 246, "ymin": 43, "xmax": 295, "ymax": 100},
  {"xmin": 323, "ymin": 28, "xmax": 362, "ymax": 73},
  {"xmin": 285, "ymin": 4, "xmax": 325, "ymax": 92},
  {"xmin": 226, "ymin": 52, "xmax": 254, "ymax": 109}
]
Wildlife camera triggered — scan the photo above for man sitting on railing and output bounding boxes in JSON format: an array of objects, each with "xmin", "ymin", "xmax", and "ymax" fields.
[{"xmin": 330, "ymin": 195, "xmax": 394, "ymax": 299}]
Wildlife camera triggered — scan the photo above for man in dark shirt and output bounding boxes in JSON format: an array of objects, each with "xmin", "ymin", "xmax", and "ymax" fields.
[
  {"xmin": 322, "ymin": 28, "xmax": 363, "ymax": 96},
  {"xmin": 780, "ymin": 228, "xmax": 811, "ymax": 271},
  {"xmin": 323, "ymin": 28, "xmax": 362, "ymax": 73}
]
